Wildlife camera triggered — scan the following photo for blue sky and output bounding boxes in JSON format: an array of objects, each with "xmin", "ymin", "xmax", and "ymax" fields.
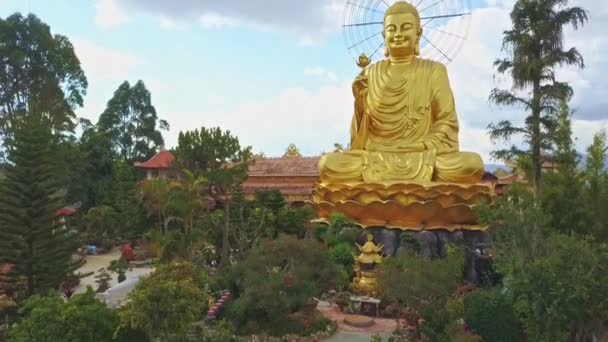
[{"xmin": 1, "ymin": 0, "xmax": 606, "ymax": 161}]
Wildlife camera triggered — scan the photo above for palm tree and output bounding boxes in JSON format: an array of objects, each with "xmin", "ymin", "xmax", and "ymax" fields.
[
  {"xmin": 170, "ymin": 169, "xmax": 208, "ymax": 234},
  {"xmin": 138, "ymin": 178, "xmax": 173, "ymax": 233},
  {"xmin": 488, "ymin": 0, "xmax": 588, "ymax": 194}
]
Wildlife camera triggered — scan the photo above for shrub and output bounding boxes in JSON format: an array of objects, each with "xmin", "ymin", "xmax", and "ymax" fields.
[
  {"xmin": 508, "ymin": 235, "xmax": 608, "ymax": 341},
  {"xmin": 219, "ymin": 235, "xmax": 340, "ymax": 335},
  {"xmin": 377, "ymin": 252, "xmax": 463, "ymax": 340},
  {"xmin": 9, "ymin": 289, "xmax": 118, "ymax": 342},
  {"xmin": 464, "ymin": 288, "xmax": 521, "ymax": 342},
  {"xmin": 117, "ymin": 261, "xmax": 208, "ymax": 341},
  {"xmin": 330, "ymin": 242, "xmax": 354, "ymax": 275}
]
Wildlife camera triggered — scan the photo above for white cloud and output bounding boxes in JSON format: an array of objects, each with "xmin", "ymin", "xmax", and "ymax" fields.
[
  {"xmin": 72, "ymin": 39, "xmax": 139, "ymax": 122},
  {"xmin": 304, "ymin": 66, "xmax": 338, "ymax": 83},
  {"xmin": 159, "ymin": 16, "xmax": 183, "ymax": 30},
  {"xmin": 94, "ymin": 0, "xmax": 130, "ymax": 30},
  {"xmin": 100, "ymin": 0, "xmax": 342, "ymax": 41},
  {"xmin": 198, "ymin": 13, "xmax": 242, "ymax": 29},
  {"xmin": 72, "ymin": 38, "xmax": 139, "ymax": 80},
  {"xmin": 163, "ymin": 82, "xmax": 352, "ymax": 157}
]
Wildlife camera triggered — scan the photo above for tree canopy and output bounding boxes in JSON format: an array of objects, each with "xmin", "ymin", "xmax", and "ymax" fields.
[
  {"xmin": 97, "ymin": 80, "xmax": 169, "ymax": 163},
  {"xmin": 0, "ymin": 13, "xmax": 87, "ymax": 146},
  {"xmin": 488, "ymin": 0, "xmax": 588, "ymax": 193}
]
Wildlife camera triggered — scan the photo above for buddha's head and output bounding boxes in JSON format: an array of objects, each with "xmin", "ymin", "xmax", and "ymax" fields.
[{"xmin": 382, "ymin": 1, "xmax": 422, "ymax": 58}]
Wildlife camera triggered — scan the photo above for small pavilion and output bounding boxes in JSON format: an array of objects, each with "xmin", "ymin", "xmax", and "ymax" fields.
[{"xmin": 134, "ymin": 147, "xmax": 175, "ymax": 180}]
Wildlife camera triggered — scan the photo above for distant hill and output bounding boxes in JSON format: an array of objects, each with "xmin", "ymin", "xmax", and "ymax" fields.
[
  {"xmin": 484, "ymin": 163, "xmax": 509, "ymax": 173},
  {"xmin": 578, "ymin": 154, "xmax": 608, "ymax": 170}
]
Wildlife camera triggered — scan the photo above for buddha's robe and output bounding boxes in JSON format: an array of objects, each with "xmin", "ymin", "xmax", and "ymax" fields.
[{"xmin": 319, "ymin": 58, "xmax": 483, "ymax": 184}]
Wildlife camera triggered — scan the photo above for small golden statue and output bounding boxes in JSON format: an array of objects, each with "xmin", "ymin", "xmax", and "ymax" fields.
[
  {"xmin": 313, "ymin": 2, "xmax": 494, "ymax": 231},
  {"xmin": 351, "ymin": 234, "xmax": 383, "ymax": 296},
  {"xmin": 283, "ymin": 143, "xmax": 302, "ymax": 157}
]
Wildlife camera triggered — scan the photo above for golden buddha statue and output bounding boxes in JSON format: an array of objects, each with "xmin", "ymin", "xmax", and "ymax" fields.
[{"xmin": 312, "ymin": 1, "xmax": 494, "ymax": 231}]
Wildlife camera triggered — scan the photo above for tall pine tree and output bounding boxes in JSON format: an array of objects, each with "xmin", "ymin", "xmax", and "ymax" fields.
[
  {"xmin": 541, "ymin": 100, "xmax": 587, "ymax": 234},
  {"xmin": 0, "ymin": 114, "xmax": 80, "ymax": 297}
]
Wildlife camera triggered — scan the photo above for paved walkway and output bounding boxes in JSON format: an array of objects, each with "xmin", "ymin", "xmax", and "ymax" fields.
[
  {"xmin": 74, "ymin": 248, "xmax": 154, "ymax": 294},
  {"xmin": 324, "ymin": 331, "xmax": 392, "ymax": 341},
  {"xmin": 317, "ymin": 302, "xmax": 401, "ymax": 341}
]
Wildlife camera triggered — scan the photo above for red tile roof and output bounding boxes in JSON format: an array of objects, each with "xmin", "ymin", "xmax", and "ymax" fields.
[
  {"xmin": 56, "ymin": 207, "xmax": 77, "ymax": 216},
  {"xmin": 134, "ymin": 149, "xmax": 175, "ymax": 169},
  {"xmin": 247, "ymin": 156, "xmax": 320, "ymax": 177},
  {"xmin": 498, "ymin": 174, "xmax": 519, "ymax": 184},
  {"xmin": 1, "ymin": 263, "xmax": 14, "ymax": 274}
]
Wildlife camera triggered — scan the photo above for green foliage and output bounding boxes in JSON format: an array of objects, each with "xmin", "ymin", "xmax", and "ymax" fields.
[
  {"xmin": 507, "ymin": 235, "xmax": 608, "ymax": 341},
  {"xmin": 77, "ymin": 123, "xmax": 115, "ymax": 208},
  {"xmin": 541, "ymin": 100, "xmax": 588, "ymax": 235},
  {"xmin": 196, "ymin": 320, "xmax": 239, "ymax": 342},
  {"xmin": 464, "ymin": 288, "xmax": 521, "ymax": 342},
  {"xmin": 9, "ymin": 290, "xmax": 118, "ymax": 342},
  {"xmin": 330, "ymin": 242, "xmax": 354, "ymax": 275},
  {"xmin": 322, "ymin": 213, "xmax": 360, "ymax": 247},
  {"xmin": 377, "ymin": 252, "xmax": 464, "ymax": 341},
  {"xmin": 0, "ymin": 13, "xmax": 87, "ymax": 144},
  {"xmin": 108, "ymin": 257, "xmax": 130, "ymax": 276},
  {"xmin": 118, "ymin": 261, "xmax": 208, "ymax": 341},
  {"xmin": 218, "ymin": 235, "xmax": 340, "ymax": 335},
  {"xmin": 82, "ymin": 205, "xmax": 120, "ymax": 245},
  {"xmin": 584, "ymin": 131, "xmax": 608, "ymax": 241},
  {"xmin": 487, "ymin": 0, "xmax": 588, "ymax": 192},
  {"xmin": 277, "ymin": 205, "xmax": 314, "ymax": 237},
  {"xmin": 254, "ymin": 189, "xmax": 285, "ymax": 216},
  {"xmin": 370, "ymin": 334, "xmax": 384, "ymax": 342},
  {"xmin": 477, "ymin": 184, "xmax": 551, "ymax": 275},
  {"xmin": 97, "ymin": 80, "xmax": 168, "ymax": 162},
  {"xmin": 175, "ymin": 126, "xmax": 253, "ymax": 189},
  {"xmin": 0, "ymin": 114, "xmax": 80, "ymax": 297}
]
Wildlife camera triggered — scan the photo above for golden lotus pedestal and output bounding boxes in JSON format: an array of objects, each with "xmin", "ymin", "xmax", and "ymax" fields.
[{"xmin": 312, "ymin": 181, "xmax": 495, "ymax": 231}]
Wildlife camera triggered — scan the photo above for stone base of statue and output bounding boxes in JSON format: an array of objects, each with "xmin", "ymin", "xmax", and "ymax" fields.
[{"xmin": 312, "ymin": 181, "xmax": 495, "ymax": 231}]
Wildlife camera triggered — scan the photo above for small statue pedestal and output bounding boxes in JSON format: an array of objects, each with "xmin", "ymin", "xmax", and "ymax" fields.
[{"xmin": 350, "ymin": 295, "xmax": 381, "ymax": 317}]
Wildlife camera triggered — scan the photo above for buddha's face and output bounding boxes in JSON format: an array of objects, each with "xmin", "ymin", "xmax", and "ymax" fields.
[{"xmin": 383, "ymin": 13, "xmax": 421, "ymax": 58}]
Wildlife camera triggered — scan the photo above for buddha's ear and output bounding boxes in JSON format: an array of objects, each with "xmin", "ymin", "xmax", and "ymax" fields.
[{"xmin": 415, "ymin": 28, "xmax": 423, "ymax": 56}]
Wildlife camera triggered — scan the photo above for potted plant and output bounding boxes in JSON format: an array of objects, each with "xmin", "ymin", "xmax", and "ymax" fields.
[
  {"xmin": 108, "ymin": 257, "xmax": 131, "ymax": 283},
  {"xmin": 95, "ymin": 268, "xmax": 112, "ymax": 293}
]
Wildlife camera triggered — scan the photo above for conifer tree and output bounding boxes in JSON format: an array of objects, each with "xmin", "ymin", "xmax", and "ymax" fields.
[
  {"xmin": 541, "ymin": 100, "xmax": 587, "ymax": 234},
  {"xmin": 488, "ymin": 0, "xmax": 588, "ymax": 194},
  {"xmin": 0, "ymin": 114, "xmax": 80, "ymax": 297}
]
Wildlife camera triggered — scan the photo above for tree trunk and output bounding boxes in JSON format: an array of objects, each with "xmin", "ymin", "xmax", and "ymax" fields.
[
  {"xmin": 27, "ymin": 240, "xmax": 34, "ymax": 296},
  {"xmin": 531, "ymin": 79, "xmax": 542, "ymax": 196},
  {"xmin": 220, "ymin": 200, "xmax": 231, "ymax": 268}
]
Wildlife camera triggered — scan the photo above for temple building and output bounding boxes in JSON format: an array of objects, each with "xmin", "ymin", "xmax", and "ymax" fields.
[
  {"xmin": 243, "ymin": 155, "xmax": 320, "ymax": 205},
  {"xmin": 134, "ymin": 144, "xmax": 320, "ymax": 204},
  {"xmin": 134, "ymin": 144, "xmax": 516, "ymax": 202},
  {"xmin": 134, "ymin": 147, "xmax": 175, "ymax": 180}
]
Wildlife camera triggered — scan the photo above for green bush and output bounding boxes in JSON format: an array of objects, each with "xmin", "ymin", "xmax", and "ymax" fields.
[
  {"xmin": 330, "ymin": 242, "xmax": 354, "ymax": 275},
  {"xmin": 9, "ymin": 289, "xmax": 118, "ymax": 342},
  {"xmin": 219, "ymin": 235, "xmax": 341, "ymax": 335},
  {"xmin": 377, "ymin": 252, "xmax": 463, "ymax": 341},
  {"xmin": 117, "ymin": 261, "xmax": 208, "ymax": 341},
  {"xmin": 464, "ymin": 288, "xmax": 521, "ymax": 342},
  {"xmin": 508, "ymin": 235, "xmax": 608, "ymax": 341}
]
